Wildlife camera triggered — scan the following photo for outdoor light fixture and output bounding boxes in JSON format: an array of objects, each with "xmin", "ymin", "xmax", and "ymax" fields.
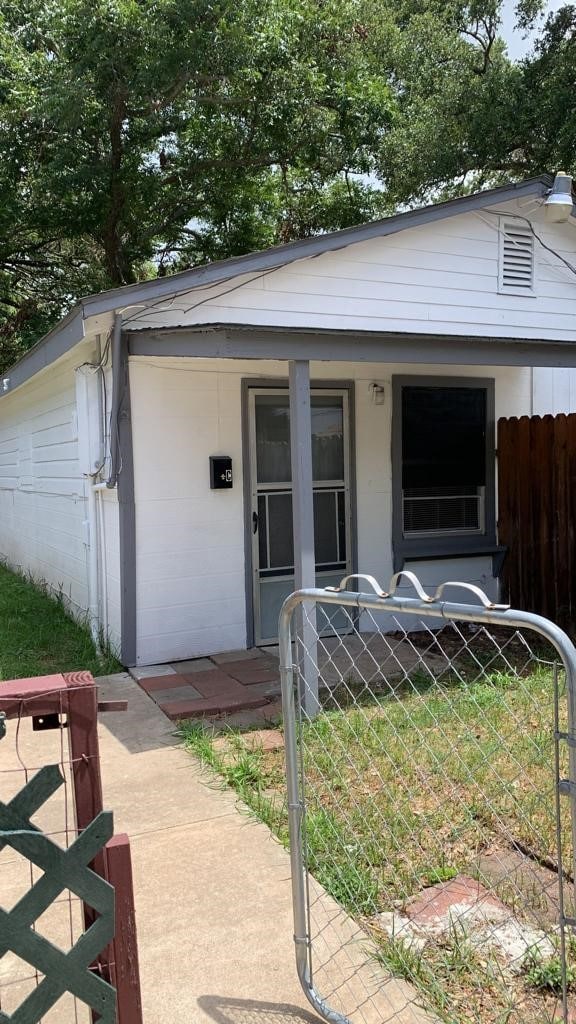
[
  {"xmin": 369, "ymin": 383, "xmax": 385, "ymax": 405},
  {"xmin": 544, "ymin": 171, "xmax": 574, "ymax": 223}
]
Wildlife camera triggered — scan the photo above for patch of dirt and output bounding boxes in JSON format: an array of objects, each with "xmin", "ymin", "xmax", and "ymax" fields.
[
  {"xmin": 391, "ymin": 623, "xmax": 556, "ymax": 673},
  {"xmin": 476, "ymin": 847, "xmax": 574, "ymax": 929},
  {"xmin": 370, "ymin": 868, "xmax": 576, "ymax": 1024}
]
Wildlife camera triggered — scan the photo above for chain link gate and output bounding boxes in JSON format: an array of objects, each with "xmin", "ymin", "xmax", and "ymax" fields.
[{"xmin": 278, "ymin": 573, "xmax": 576, "ymax": 1024}]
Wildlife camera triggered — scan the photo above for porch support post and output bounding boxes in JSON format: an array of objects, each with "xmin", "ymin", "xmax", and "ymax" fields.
[{"xmin": 289, "ymin": 360, "xmax": 320, "ymax": 718}]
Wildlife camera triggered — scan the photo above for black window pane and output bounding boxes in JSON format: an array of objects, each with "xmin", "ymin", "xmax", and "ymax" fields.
[
  {"xmin": 337, "ymin": 490, "xmax": 346, "ymax": 562},
  {"xmin": 311, "ymin": 397, "xmax": 344, "ymax": 481},
  {"xmin": 314, "ymin": 491, "xmax": 338, "ymax": 564},
  {"xmin": 257, "ymin": 495, "xmax": 268, "ymax": 570},
  {"xmin": 268, "ymin": 492, "xmax": 294, "ymax": 568},
  {"xmin": 402, "ymin": 386, "xmax": 486, "ymax": 489}
]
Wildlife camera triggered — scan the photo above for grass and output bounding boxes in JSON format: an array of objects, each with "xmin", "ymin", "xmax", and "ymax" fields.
[
  {"xmin": 0, "ymin": 562, "xmax": 121, "ymax": 679},
  {"xmin": 183, "ymin": 638, "xmax": 574, "ymax": 1024},
  {"xmin": 182, "ymin": 723, "xmax": 289, "ymax": 840},
  {"xmin": 523, "ymin": 951, "xmax": 574, "ymax": 995},
  {"xmin": 373, "ymin": 925, "xmax": 501, "ymax": 1022}
]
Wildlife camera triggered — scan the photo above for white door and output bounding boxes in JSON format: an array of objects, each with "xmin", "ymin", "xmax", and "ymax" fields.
[{"xmin": 248, "ymin": 387, "xmax": 352, "ymax": 644}]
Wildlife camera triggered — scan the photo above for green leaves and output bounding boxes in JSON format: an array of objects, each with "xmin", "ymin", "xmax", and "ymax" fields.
[{"xmin": 0, "ymin": 0, "xmax": 575, "ymax": 371}]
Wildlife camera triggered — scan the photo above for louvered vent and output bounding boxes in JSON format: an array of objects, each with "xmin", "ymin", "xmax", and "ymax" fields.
[{"xmin": 499, "ymin": 220, "xmax": 535, "ymax": 294}]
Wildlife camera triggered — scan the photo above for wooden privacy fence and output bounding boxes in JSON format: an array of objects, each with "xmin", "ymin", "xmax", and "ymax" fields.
[
  {"xmin": 0, "ymin": 671, "xmax": 143, "ymax": 1024},
  {"xmin": 498, "ymin": 412, "xmax": 576, "ymax": 633}
]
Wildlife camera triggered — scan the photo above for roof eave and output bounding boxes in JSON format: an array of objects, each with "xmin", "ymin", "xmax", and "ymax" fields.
[{"xmin": 0, "ymin": 175, "xmax": 555, "ymax": 396}]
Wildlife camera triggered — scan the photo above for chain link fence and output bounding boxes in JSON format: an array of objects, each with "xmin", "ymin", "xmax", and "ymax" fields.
[{"xmin": 278, "ymin": 573, "xmax": 576, "ymax": 1024}]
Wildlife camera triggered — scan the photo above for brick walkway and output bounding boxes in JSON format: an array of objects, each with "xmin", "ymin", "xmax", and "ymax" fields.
[
  {"xmin": 131, "ymin": 648, "xmax": 282, "ymax": 721},
  {"xmin": 131, "ymin": 633, "xmax": 447, "ymax": 723}
]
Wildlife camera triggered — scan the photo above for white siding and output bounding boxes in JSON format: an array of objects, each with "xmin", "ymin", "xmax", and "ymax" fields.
[
  {"xmin": 128, "ymin": 202, "xmax": 576, "ymax": 342},
  {"xmin": 532, "ymin": 368, "xmax": 576, "ymax": 415},
  {"xmin": 0, "ymin": 348, "xmax": 91, "ymax": 614},
  {"xmin": 0, "ymin": 343, "xmax": 121, "ymax": 651},
  {"xmin": 130, "ymin": 357, "xmax": 531, "ymax": 665}
]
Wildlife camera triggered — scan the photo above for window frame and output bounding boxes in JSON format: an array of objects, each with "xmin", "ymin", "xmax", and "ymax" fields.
[{"xmin": 392, "ymin": 375, "xmax": 496, "ymax": 569}]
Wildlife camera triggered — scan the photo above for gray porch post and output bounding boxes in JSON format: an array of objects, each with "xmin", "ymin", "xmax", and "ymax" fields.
[{"xmin": 289, "ymin": 360, "xmax": 320, "ymax": 718}]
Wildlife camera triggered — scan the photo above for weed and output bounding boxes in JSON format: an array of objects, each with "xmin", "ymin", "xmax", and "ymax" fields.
[
  {"xmin": 182, "ymin": 723, "xmax": 290, "ymax": 845},
  {"xmin": 182, "ymin": 722, "xmax": 220, "ymax": 768},
  {"xmin": 373, "ymin": 936, "xmax": 450, "ymax": 1018},
  {"xmin": 523, "ymin": 951, "xmax": 576, "ymax": 994},
  {"xmin": 407, "ymin": 667, "xmax": 437, "ymax": 694},
  {"xmin": 225, "ymin": 748, "xmax": 266, "ymax": 791},
  {"xmin": 482, "ymin": 671, "xmax": 518, "ymax": 689},
  {"xmin": 423, "ymin": 864, "xmax": 458, "ymax": 885}
]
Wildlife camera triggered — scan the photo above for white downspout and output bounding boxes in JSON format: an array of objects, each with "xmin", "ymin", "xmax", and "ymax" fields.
[
  {"xmin": 93, "ymin": 481, "xmax": 109, "ymax": 641},
  {"xmin": 76, "ymin": 359, "xmax": 106, "ymax": 648},
  {"xmin": 86, "ymin": 479, "xmax": 100, "ymax": 645}
]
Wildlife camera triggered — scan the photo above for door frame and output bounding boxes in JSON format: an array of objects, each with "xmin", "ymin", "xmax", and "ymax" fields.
[{"xmin": 241, "ymin": 377, "xmax": 357, "ymax": 648}]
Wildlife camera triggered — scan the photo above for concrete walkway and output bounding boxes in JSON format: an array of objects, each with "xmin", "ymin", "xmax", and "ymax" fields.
[
  {"xmin": 1, "ymin": 672, "xmax": 433, "ymax": 1024},
  {"xmin": 98, "ymin": 672, "xmax": 325, "ymax": 1024},
  {"xmin": 97, "ymin": 673, "xmax": 432, "ymax": 1024}
]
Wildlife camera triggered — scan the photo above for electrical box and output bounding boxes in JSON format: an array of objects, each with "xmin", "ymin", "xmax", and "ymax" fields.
[{"xmin": 209, "ymin": 456, "xmax": 233, "ymax": 489}]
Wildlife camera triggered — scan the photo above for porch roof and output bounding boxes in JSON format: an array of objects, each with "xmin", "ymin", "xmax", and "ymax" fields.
[{"xmin": 127, "ymin": 322, "xmax": 576, "ymax": 368}]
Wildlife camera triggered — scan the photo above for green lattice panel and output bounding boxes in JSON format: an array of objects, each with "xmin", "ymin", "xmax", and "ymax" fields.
[{"xmin": 0, "ymin": 764, "xmax": 116, "ymax": 1022}]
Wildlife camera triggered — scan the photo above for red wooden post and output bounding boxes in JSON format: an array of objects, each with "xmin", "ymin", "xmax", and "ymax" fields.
[
  {"xmin": 0, "ymin": 674, "xmax": 68, "ymax": 719},
  {"xmin": 0, "ymin": 671, "xmax": 142, "ymax": 1022},
  {"xmin": 105, "ymin": 834, "xmax": 143, "ymax": 1024},
  {"xmin": 65, "ymin": 672, "xmax": 106, "ymax": 904},
  {"xmin": 64, "ymin": 671, "xmax": 110, "ymax": 1021},
  {"xmin": 64, "ymin": 671, "xmax": 104, "ymax": 827}
]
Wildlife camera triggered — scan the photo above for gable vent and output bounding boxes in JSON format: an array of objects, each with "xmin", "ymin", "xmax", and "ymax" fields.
[{"xmin": 499, "ymin": 219, "xmax": 535, "ymax": 294}]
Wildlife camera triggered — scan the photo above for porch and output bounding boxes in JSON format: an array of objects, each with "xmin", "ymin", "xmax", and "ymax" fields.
[
  {"xmin": 122, "ymin": 324, "xmax": 575, "ymax": 709},
  {"xmin": 129, "ymin": 630, "xmax": 455, "ymax": 722}
]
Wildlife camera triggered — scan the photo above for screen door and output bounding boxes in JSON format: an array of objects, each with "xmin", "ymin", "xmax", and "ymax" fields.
[{"xmin": 248, "ymin": 387, "xmax": 352, "ymax": 644}]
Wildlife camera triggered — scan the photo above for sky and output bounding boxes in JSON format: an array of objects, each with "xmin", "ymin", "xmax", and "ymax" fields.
[{"xmin": 501, "ymin": 0, "xmax": 567, "ymax": 59}]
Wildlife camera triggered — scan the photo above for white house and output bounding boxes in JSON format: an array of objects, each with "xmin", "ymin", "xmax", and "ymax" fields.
[{"xmin": 2, "ymin": 175, "xmax": 576, "ymax": 668}]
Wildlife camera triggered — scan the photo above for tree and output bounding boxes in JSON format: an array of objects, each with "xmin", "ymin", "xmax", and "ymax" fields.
[
  {"xmin": 372, "ymin": 2, "xmax": 576, "ymax": 204},
  {"xmin": 0, "ymin": 0, "xmax": 571, "ymax": 371},
  {"xmin": 516, "ymin": 5, "xmax": 576, "ymax": 175},
  {"xmin": 0, "ymin": 0, "xmax": 395, "ymax": 365}
]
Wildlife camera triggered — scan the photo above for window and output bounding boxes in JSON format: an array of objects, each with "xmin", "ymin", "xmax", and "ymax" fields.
[
  {"xmin": 498, "ymin": 219, "xmax": 535, "ymax": 295},
  {"xmin": 393, "ymin": 377, "xmax": 495, "ymax": 564}
]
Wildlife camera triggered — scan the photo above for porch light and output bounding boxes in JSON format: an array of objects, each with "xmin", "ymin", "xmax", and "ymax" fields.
[{"xmin": 544, "ymin": 171, "xmax": 574, "ymax": 223}]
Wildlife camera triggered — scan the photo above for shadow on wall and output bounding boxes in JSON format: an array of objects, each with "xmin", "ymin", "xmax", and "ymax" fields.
[{"xmin": 197, "ymin": 996, "xmax": 322, "ymax": 1024}]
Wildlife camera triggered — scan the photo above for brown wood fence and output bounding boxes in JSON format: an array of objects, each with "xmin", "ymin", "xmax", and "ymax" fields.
[{"xmin": 498, "ymin": 412, "xmax": 576, "ymax": 634}]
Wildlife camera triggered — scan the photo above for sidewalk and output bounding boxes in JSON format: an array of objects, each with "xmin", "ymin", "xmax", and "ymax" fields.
[
  {"xmin": 98, "ymin": 672, "xmax": 322, "ymax": 1023},
  {"xmin": 1, "ymin": 671, "xmax": 432, "ymax": 1024},
  {"xmin": 97, "ymin": 673, "xmax": 432, "ymax": 1024}
]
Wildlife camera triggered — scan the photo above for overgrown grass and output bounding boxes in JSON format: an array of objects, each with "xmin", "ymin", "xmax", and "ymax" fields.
[
  {"xmin": 0, "ymin": 562, "xmax": 121, "ymax": 679},
  {"xmin": 183, "ymin": 654, "xmax": 573, "ymax": 1023},
  {"xmin": 294, "ymin": 664, "xmax": 568, "ymax": 905}
]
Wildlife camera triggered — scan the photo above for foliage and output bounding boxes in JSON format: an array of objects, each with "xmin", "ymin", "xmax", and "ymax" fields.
[
  {"xmin": 0, "ymin": 0, "xmax": 394, "ymax": 365},
  {"xmin": 0, "ymin": 561, "xmax": 121, "ymax": 679},
  {"xmin": 523, "ymin": 948, "xmax": 576, "ymax": 994},
  {"xmin": 0, "ymin": 0, "xmax": 575, "ymax": 369}
]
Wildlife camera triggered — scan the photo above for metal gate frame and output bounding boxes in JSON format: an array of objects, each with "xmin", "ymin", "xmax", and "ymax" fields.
[{"xmin": 278, "ymin": 572, "xmax": 576, "ymax": 1024}]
